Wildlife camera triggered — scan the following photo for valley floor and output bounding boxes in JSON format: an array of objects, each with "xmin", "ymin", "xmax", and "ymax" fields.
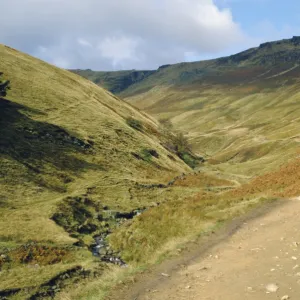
[{"xmin": 110, "ymin": 198, "xmax": 300, "ymax": 300}]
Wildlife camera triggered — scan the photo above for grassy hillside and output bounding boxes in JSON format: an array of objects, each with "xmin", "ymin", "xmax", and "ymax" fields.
[{"xmin": 0, "ymin": 44, "xmax": 196, "ymax": 298}]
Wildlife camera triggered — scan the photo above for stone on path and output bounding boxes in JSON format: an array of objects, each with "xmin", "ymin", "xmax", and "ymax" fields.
[{"xmin": 266, "ymin": 283, "xmax": 279, "ymax": 293}]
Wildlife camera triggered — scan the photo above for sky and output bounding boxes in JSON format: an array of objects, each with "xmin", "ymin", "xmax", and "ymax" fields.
[{"xmin": 0, "ymin": 0, "xmax": 299, "ymax": 70}]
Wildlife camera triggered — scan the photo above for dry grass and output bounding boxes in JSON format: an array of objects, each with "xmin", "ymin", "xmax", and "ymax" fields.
[
  {"xmin": 231, "ymin": 157, "xmax": 300, "ymax": 198},
  {"xmin": 108, "ymin": 190, "xmax": 269, "ymax": 265},
  {"xmin": 172, "ymin": 171, "xmax": 233, "ymax": 188}
]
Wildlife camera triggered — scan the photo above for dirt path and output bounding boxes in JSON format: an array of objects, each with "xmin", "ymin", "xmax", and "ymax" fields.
[{"xmin": 110, "ymin": 199, "xmax": 300, "ymax": 300}]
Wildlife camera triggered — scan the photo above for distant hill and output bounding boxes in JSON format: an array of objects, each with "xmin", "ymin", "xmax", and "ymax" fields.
[
  {"xmin": 70, "ymin": 69, "xmax": 155, "ymax": 94},
  {"xmin": 72, "ymin": 36, "xmax": 300, "ymax": 96}
]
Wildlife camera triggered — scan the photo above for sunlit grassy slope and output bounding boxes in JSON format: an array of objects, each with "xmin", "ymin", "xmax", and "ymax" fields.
[
  {"xmin": 0, "ymin": 44, "xmax": 193, "ymax": 296},
  {"xmin": 0, "ymin": 43, "xmax": 191, "ymax": 237}
]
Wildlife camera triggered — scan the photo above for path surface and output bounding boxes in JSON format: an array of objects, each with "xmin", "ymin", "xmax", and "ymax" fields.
[{"xmin": 111, "ymin": 199, "xmax": 300, "ymax": 300}]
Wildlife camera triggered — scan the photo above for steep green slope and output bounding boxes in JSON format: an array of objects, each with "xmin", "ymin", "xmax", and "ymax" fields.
[{"xmin": 0, "ymin": 44, "xmax": 192, "ymax": 297}]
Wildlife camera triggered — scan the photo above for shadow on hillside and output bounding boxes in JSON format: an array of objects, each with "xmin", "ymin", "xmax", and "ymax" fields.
[{"xmin": 0, "ymin": 98, "xmax": 102, "ymax": 191}]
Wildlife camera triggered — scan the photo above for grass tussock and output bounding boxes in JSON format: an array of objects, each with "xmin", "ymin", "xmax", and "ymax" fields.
[
  {"xmin": 126, "ymin": 117, "xmax": 143, "ymax": 131},
  {"xmin": 0, "ymin": 243, "xmax": 71, "ymax": 270}
]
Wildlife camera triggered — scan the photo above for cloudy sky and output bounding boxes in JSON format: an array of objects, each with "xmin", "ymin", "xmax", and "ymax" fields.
[{"xmin": 1, "ymin": 0, "xmax": 299, "ymax": 70}]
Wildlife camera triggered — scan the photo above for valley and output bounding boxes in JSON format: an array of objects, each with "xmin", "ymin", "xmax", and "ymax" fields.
[
  {"xmin": 76, "ymin": 36, "xmax": 300, "ymax": 176},
  {"xmin": 1, "ymin": 37, "xmax": 300, "ymax": 299}
]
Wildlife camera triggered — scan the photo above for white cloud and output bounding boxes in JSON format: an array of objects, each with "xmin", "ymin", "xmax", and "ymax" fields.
[
  {"xmin": 77, "ymin": 38, "xmax": 92, "ymax": 48},
  {"xmin": 252, "ymin": 20, "xmax": 300, "ymax": 42},
  {"xmin": 98, "ymin": 36, "xmax": 140, "ymax": 68},
  {"xmin": 52, "ymin": 57, "xmax": 71, "ymax": 69},
  {"xmin": 37, "ymin": 46, "xmax": 47, "ymax": 54},
  {"xmin": 0, "ymin": 0, "xmax": 246, "ymax": 70}
]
